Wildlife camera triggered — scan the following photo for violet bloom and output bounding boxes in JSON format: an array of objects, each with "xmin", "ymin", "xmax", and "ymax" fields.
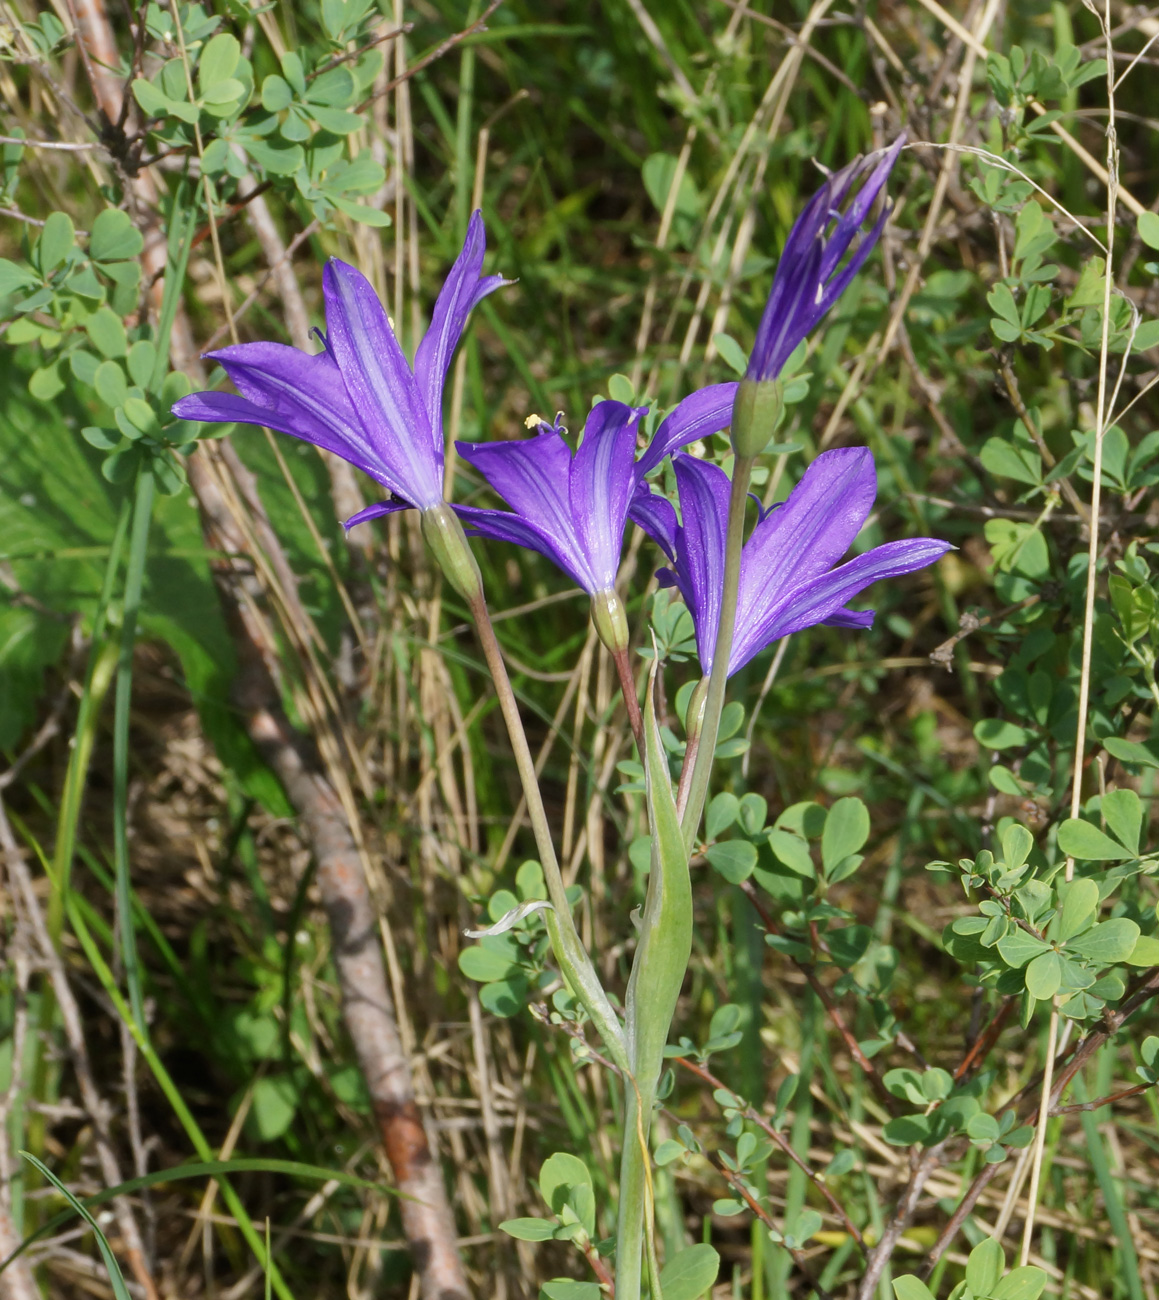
[
  {"xmin": 454, "ymin": 382, "xmax": 736, "ymax": 618},
  {"xmin": 173, "ymin": 211, "xmax": 507, "ymax": 527},
  {"xmin": 746, "ymin": 136, "xmax": 903, "ymax": 385},
  {"xmin": 641, "ymin": 447, "xmax": 949, "ymax": 677}
]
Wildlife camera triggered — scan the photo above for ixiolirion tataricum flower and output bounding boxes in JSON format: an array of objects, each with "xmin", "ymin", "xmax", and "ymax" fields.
[
  {"xmin": 731, "ymin": 135, "xmax": 904, "ymax": 458},
  {"xmin": 454, "ymin": 381, "xmax": 737, "ymax": 654},
  {"xmin": 638, "ymin": 446, "xmax": 951, "ymax": 678},
  {"xmin": 172, "ymin": 210, "xmax": 508, "ymax": 596}
]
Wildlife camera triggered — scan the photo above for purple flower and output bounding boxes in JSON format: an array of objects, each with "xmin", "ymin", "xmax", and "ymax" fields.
[
  {"xmin": 746, "ymin": 136, "xmax": 903, "ymax": 384},
  {"xmin": 642, "ymin": 447, "xmax": 949, "ymax": 677},
  {"xmin": 172, "ymin": 211, "xmax": 508, "ymax": 525},
  {"xmin": 455, "ymin": 382, "xmax": 737, "ymax": 596}
]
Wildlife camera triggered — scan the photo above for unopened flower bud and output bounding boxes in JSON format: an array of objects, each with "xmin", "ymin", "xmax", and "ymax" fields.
[
  {"xmin": 421, "ymin": 503, "xmax": 484, "ymax": 602},
  {"xmin": 590, "ymin": 588, "xmax": 629, "ymax": 655},
  {"xmin": 730, "ymin": 378, "xmax": 785, "ymax": 459}
]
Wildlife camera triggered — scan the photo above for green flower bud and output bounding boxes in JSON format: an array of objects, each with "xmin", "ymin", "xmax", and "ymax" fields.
[
  {"xmin": 591, "ymin": 588, "xmax": 630, "ymax": 655},
  {"xmin": 421, "ymin": 503, "xmax": 483, "ymax": 602},
  {"xmin": 730, "ymin": 377, "xmax": 785, "ymax": 459}
]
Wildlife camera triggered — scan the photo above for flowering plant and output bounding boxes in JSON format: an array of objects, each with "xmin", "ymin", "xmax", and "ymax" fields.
[{"xmin": 176, "ymin": 139, "xmax": 952, "ymax": 1299}]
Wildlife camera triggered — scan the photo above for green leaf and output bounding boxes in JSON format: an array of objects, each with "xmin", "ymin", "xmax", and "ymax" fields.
[
  {"xmin": 307, "ymin": 105, "xmax": 363, "ymax": 134},
  {"xmin": 329, "ymin": 195, "xmax": 393, "ymax": 227},
  {"xmin": 132, "ymin": 76, "xmax": 169, "ymax": 116},
  {"xmin": 540, "ymin": 1283, "xmax": 601, "ymax": 1300},
  {"xmin": 1139, "ymin": 211, "xmax": 1159, "ymax": 251},
  {"xmin": 0, "ymin": 258, "xmax": 37, "ymax": 296},
  {"xmin": 967, "ymin": 1113, "xmax": 1000, "ymax": 1141},
  {"xmin": 126, "ymin": 340, "xmax": 157, "ymax": 389},
  {"xmin": 713, "ymin": 332, "xmax": 749, "ymax": 376},
  {"xmin": 28, "ymin": 362, "xmax": 63, "ymax": 401},
  {"xmin": 821, "ymin": 797, "xmax": 870, "ymax": 873},
  {"xmin": 706, "ymin": 792, "xmax": 739, "ymax": 840},
  {"xmin": 828, "ymin": 925, "xmax": 873, "ymax": 969},
  {"xmin": 738, "ymin": 793, "xmax": 767, "ymax": 836},
  {"xmin": 991, "ymin": 1265, "xmax": 1048, "ymax": 1300},
  {"xmin": 988, "ymin": 282, "xmax": 1021, "ymax": 327},
  {"xmin": 997, "ymin": 929, "xmax": 1051, "ymax": 968},
  {"xmin": 1057, "ymin": 878, "xmax": 1099, "ymax": 942},
  {"xmin": 1067, "ymin": 918, "xmax": 1140, "ymax": 964},
  {"xmin": 974, "ymin": 718, "xmax": 1031, "ymax": 750},
  {"xmin": 538, "ymin": 1152, "xmax": 593, "ymax": 1218},
  {"xmin": 200, "ymin": 77, "xmax": 246, "ymax": 106},
  {"xmin": 891, "ymin": 1278, "xmax": 937, "ymax": 1300},
  {"xmin": 1101, "ymin": 788, "xmax": 1141, "ymax": 856},
  {"xmin": 766, "ymin": 829, "xmax": 815, "ymax": 878},
  {"xmin": 1025, "ymin": 950, "xmax": 1062, "ymax": 999},
  {"xmin": 705, "ymin": 840, "xmax": 757, "ymax": 884},
  {"xmin": 243, "ymin": 137, "xmax": 304, "ymax": 176},
  {"xmin": 86, "ymin": 306, "xmax": 128, "ymax": 359},
  {"xmin": 262, "ymin": 74, "xmax": 293, "ymax": 112},
  {"xmin": 457, "ymin": 945, "xmax": 519, "ymax": 983},
  {"xmin": 883, "ymin": 1114, "xmax": 933, "ymax": 1146},
  {"xmin": 641, "ymin": 152, "xmax": 701, "ymax": 222},
  {"xmin": 21, "ymin": 1154, "xmax": 133, "ymax": 1300},
  {"xmin": 1125, "ymin": 934, "xmax": 1159, "ymax": 967},
  {"xmin": 1133, "ymin": 320, "xmax": 1159, "ymax": 352},
  {"xmin": 981, "ymin": 436, "xmax": 1043, "ymax": 486},
  {"xmin": 1057, "ymin": 818, "xmax": 1132, "ymax": 862},
  {"xmin": 1002, "ymin": 824, "xmax": 1034, "ymax": 871},
  {"xmin": 37, "ymin": 211, "xmax": 74, "ymax": 273},
  {"xmin": 198, "ymin": 32, "xmax": 240, "ymax": 88},
  {"xmin": 499, "ymin": 1217, "xmax": 555, "ymax": 1242},
  {"xmin": 247, "ymin": 1074, "xmax": 299, "ymax": 1141},
  {"xmin": 89, "ymin": 208, "xmax": 144, "ymax": 262},
  {"xmin": 658, "ymin": 1244, "xmax": 720, "ymax": 1300},
  {"xmin": 965, "ymin": 1236, "xmax": 1005, "ymax": 1295},
  {"xmin": 479, "ymin": 977, "xmax": 528, "ymax": 1018},
  {"xmin": 122, "ymin": 396, "xmax": 159, "ymax": 435},
  {"xmin": 94, "ymin": 360, "xmax": 128, "ymax": 409},
  {"xmin": 308, "ymin": 66, "xmax": 359, "ymax": 107}
]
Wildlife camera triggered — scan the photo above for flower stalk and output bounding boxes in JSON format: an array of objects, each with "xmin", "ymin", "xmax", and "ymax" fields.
[{"xmin": 463, "ymin": 571, "xmax": 630, "ymax": 1073}]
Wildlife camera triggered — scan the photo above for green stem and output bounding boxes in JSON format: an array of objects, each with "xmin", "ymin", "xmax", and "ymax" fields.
[
  {"xmin": 678, "ymin": 455, "xmax": 755, "ymax": 851},
  {"xmin": 468, "ymin": 593, "xmax": 630, "ymax": 1073},
  {"xmin": 114, "ymin": 467, "xmax": 155, "ymax": 1033},
  {"xmin": 616, "ymin": 1086, "xmax": 650, "ymax": 1300},
  {"xmin": 49, "ymin": 496, "xmax": 131, "ymax": 943}
]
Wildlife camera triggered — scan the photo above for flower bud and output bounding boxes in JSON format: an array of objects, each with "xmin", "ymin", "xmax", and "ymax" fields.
[
  {"xmin": 421, "ymin": 503, "xmax": 484, "ymax": 602},
  {"xmin": 730, "ymin": 378, "xmax": 785, "ymax": 459},
  {"xmin": 590, "ymin": 588, "xmax": 630, "ymax": 655}
]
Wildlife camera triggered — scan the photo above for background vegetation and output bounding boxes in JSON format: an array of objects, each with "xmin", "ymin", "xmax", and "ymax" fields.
[{"xmin": 2, "ymin": 1, "xmax": 1159, "ymax": 1298}]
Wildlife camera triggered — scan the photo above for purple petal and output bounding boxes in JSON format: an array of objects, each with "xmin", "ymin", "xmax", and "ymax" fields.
[
  {"xmin": 741, "ymin": 448, "xmax": 878, "ymax": 601},
  {"xmin": 413, "ymin": 211, "xmax": 509, "ymax": 438},
  {"xmin": 672, "ymin": 455, "xmax": 732, "ymax": 675},
  {"xmin": 746, "ymin": 137, "xmax": 903, "ymax": 382},
  {"xmin": 637, "ymin": 383, "xmax": 739, "ymax": 478},
  {"xmin": 454, "ymin": 504, "xmax": 591, "ymax": 591},
  {"xmin": 628, "ymin": 483, "xmax": 679, "ymax": 560},
  {"xmin": 324, "ymin": 258, "xmax": 444, "ymax": 509},
  {"xmin": 824, "ymin": 607, "xmax": 875, "ymax": 630},
  {"xmin": 731, "ymin": 537, "xmax": 950, "ymax": 673},
  {"xmin": 174, "ymin": 344, "xmax": 404, "ymax": 493},
  {"xmin": 456, "ymin": 428, "xmax": 584, "ymax": 573},
  {"xmin": 569, "ymin": 401, "xmax": 643, "ymax": 591},
  {"xmin": 344, "ymin": 498, "xmax": 413, "ymax": 530},
  {"xmin": 748, "ymin": 233, "xmax": 826, "ymax": 382}
]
